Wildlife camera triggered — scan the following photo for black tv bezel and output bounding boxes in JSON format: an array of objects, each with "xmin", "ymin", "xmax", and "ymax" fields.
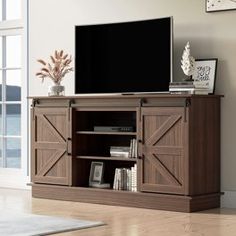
[{"xmin": 75, "ymin": 16, "xmax": 173, "ymax": 95}]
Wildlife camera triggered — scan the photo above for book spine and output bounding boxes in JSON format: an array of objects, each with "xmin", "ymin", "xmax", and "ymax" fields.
[
  {"xmin": 131, "ymin": 166, "xmax": 134, "ymax": 191},
  {"xmin": 110, "ymin": 152, "xmax": 129, "ymax": 158},
  {"xmin": 131, "ymin": 164, "xmax": 137, "ymax": 192},
  {"xmin": 127, "ymin": 169, "xmax": 131, "ymax": 191},
  {"xmin": 132, "ymin": 139, "xmax": 135, "ymax": 158},
  {"xmin": 113, "ymin": 168, "xmax": 118, "ymax": 190},
  {"xmin": 129, "ymin": 139, "xmax": 133, "ymax": 158},
  {"xmin": 117, "ymin": 169, "xmax": 121, "ymax": 190},
  {"xmin": 123, "ymin": 168, "xmax": 127, "ymax": 190},
  {"xmin": 110, "ymin": 146, "xmax": 130, "ymax": 151},
  {"xmin": 134, "ymin": 164, "xmax": 137, "ymax": 192},
  {"xmin": 134, "ymin": 139, "xmax": 138, "ymax": 158}
]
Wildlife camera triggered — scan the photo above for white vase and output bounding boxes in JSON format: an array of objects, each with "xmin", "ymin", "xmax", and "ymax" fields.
[{"xmin": 48, "ymin": 84, "xmax": 65, "ymax": 96}]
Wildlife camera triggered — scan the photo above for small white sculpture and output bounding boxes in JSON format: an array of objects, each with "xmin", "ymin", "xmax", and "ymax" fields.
[{"xmin": 181, "ymin": 42, "xmax": 195, "ymax": 80}]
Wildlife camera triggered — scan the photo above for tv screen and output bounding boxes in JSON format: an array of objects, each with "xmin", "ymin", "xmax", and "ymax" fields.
[{"xmin": 75, "ymin": 17, "xmax": 173, "ymax": 94}]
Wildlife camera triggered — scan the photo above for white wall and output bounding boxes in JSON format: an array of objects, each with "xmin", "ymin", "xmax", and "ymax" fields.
[{"xmin": 29, "ymin": 0, "xmax": 236, "ymax": 207}]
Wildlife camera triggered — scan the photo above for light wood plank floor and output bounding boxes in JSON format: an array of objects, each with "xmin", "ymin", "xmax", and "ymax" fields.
[{"xmin": 1, "ymin": 188, "xmax": 236, "ymax": 236}]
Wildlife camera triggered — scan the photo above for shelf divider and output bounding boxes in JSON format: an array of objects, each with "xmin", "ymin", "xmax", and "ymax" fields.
[
  {"xmin": 76, "ymin": 155, "xmax": 137, "ymax": 162},
  {"xmin": 76, "ymin": 131, "xmax": 137, "ymax": 136}
]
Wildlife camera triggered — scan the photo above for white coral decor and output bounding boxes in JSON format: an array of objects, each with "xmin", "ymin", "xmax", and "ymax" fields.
[{"xmin": 181, "ymin": 42, "xmax": 195, "ymax": 76}]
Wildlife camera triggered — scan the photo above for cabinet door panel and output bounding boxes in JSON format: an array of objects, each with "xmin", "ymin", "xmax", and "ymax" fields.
[
  {"xmin": 139, "ymin": 107, "xmax": 188, "ymax": 194},
  {"xmin": 31, "ymin": 107, "xmax": 72, "ymax": 185}
]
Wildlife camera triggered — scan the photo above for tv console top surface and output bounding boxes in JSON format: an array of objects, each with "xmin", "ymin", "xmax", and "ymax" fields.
[{"xmin": 28, "ymin": 93, "xmax": 223, "ymax": 100}]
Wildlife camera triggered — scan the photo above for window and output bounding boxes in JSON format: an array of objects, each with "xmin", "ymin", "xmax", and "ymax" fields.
[
  {"xmin": 0, "ymin": 34, "xmax": 22, "ymax": 168},
  {"xmin": 0, "ymin": 0, "xmax": 28, "ymax": 188},
  {"xmin": 0, "ymin": 0, "xmax": 22, "ymax": 21},
  {"xmin": 6, "ymin": 0, "xmax": 22, "ymax": 20}
]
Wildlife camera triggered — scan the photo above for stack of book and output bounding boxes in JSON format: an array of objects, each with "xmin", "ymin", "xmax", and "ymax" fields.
[
  {"xmin": 113, "ymin": 164, "xmax": 137, "ymax": 191},
  {"xmin": 129, "ymin": 139, "xmax": 138, "ymax": 158},
  {"xmin": 110, "ymin": 146, "xmax": 130, "ymax": 158},
  {"xmin": 110, "ymin": 139, "xmax": 138, "ymax": 159},
  {"xmin": 169, "ymin": 81, "xmax": 210, "ymax": 94}
]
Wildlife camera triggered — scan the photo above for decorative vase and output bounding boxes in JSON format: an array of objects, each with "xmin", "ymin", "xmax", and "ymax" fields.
[{"xmin": 48, "ymin": 84, "xmax": 65, "ymax": 96}]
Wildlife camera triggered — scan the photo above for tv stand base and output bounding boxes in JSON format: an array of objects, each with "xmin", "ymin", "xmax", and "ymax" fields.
[{"xmin": 31, "ymin": 184, "xmax": 220, "ymax": 213}]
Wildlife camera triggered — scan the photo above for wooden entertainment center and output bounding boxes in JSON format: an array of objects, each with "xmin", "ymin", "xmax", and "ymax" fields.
[{"xmin": 30, "ymin": 94, "xmax": 221, "ymax": 212}]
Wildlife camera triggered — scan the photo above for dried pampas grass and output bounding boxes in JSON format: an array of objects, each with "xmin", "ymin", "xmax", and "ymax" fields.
[{"xmin": 36, "ymin": 50, "xmax": 73, "ymax": 84}]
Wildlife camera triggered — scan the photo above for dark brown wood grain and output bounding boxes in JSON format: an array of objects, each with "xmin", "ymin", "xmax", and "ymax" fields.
[
  {"xmin": 28, "ymin": 94, "xmax": 223, "ymax": 100},
  {"xmin": 30, "ymin": 94, "xmax": 222, "ymax": 212},
  {"xmin": 139, "ymin": 107, "xmax": 187, "ymax": 195},
  {"xmin": 188, "ymin": 97, "xmax": 221, "ymax": 195},
  {"xmin": 31, "ymin": 107, "xmax": 72, "ymax": 185},
  {"xmin": 31, "ymin": 184, "xmax": 220, "ymax": 213}
]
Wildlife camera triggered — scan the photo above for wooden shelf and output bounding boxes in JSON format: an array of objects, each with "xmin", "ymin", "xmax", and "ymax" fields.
[
  {"xmin": 76, "ymin": 186, "xmax": 137, "ymax": 193},
  {"xmin": 76, "ymin": 155, "xmax": 137, "ymax": 162},
  {"xmin": 76, "ymin": 131, "xmax": 137, "ymax": 136}
]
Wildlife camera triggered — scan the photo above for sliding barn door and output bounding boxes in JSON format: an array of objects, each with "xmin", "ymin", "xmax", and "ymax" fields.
[
  {"xmin": 139, "ymin": 107, "xmax": 188, "ymax": 195},
  {"xmin": 31, "ymin": 107, "xmax": 72, "ymax": 186}
]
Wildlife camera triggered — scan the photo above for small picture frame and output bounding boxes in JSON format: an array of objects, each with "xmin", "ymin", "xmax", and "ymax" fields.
[
  {"xmin": 206, "ymin": 0, "xmax": 236, "ymax": 12},
  {"xmin": 89, "ymin": 162, "xmax": 104, "ymax": 186},
  {"xmin": 192, "ymin": 59, "xmax": 218, "ymax": 94}
]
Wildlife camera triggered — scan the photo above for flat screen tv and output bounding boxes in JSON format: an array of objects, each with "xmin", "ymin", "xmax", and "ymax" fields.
[{"xmin": 75, "ymin": 17, "xmax": 173, "ymax": 94}]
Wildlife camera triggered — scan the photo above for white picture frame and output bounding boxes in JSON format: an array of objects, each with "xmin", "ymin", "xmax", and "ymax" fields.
[
  {"xmin": 89, "ymin": 162, "xmax": 104, "ymax": 186},
  {"xmin": 192, "ymin": 59, "xmax": 218, "ymax": 94},
  {"xmin": 206, "ymin": 0, "xmax": 236, "ymax": 12}
]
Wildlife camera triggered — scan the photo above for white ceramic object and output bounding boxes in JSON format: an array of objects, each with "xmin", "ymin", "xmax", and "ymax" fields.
[
  {"xmin": 181, "ymin": 42, "xmax": 195, "ymax": 77},
  {"xmin": 48, "ymin": 84, "xmax": 65, "ymax": 96}
]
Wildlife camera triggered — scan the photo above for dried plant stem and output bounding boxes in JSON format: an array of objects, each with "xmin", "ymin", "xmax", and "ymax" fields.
[{"xmin": 36, "ymin": 50, "xmax": 73, "ymax": 84}]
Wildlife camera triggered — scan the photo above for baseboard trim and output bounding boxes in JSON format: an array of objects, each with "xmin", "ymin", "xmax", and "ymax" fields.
[
  {"xmin": 221, "ymin": 191, "xmax": 236, "ymax": 208},
  {"xmin": 0, "ymin": 173, "xmax": 30, "ymax": 190}
]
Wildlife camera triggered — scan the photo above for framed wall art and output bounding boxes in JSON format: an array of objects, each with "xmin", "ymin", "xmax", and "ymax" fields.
[
  {"xmin": 206, "ymin": 0, "xmax": 236, "ymax": 12},
  {"xmin": 192, "ymin": 59, "xmax": 218, "ymax": 94}
]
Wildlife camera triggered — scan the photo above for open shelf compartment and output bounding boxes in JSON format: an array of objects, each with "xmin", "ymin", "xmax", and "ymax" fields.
[
  {"xmin": 74, "ymin": 134, "xmax": 136, "ymax": 157},
  {"xmin": 74, "ymin": 110, "xmax": 137, "ymax": 132},
  {"xmin": 72, "ymin": 158, "xmax": 136, "ymax": 189}
]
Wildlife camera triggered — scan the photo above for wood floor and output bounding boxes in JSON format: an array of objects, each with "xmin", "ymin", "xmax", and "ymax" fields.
[{"xmin": 1, "ymin": 188, "xmax": 236, "ymax": 236}]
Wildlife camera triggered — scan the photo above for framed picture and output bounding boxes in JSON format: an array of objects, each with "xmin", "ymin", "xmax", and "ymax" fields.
[
  {"xmin": 206, "ymin": 0, "xmax": 236, "ymax": 12},
  {"xmin": 89, "ymin": 162, "xmax": 104, "ymax": 186},
  {"xmin": 192, "ymin": 59, "xmax": 218, "ymax": 94}
]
